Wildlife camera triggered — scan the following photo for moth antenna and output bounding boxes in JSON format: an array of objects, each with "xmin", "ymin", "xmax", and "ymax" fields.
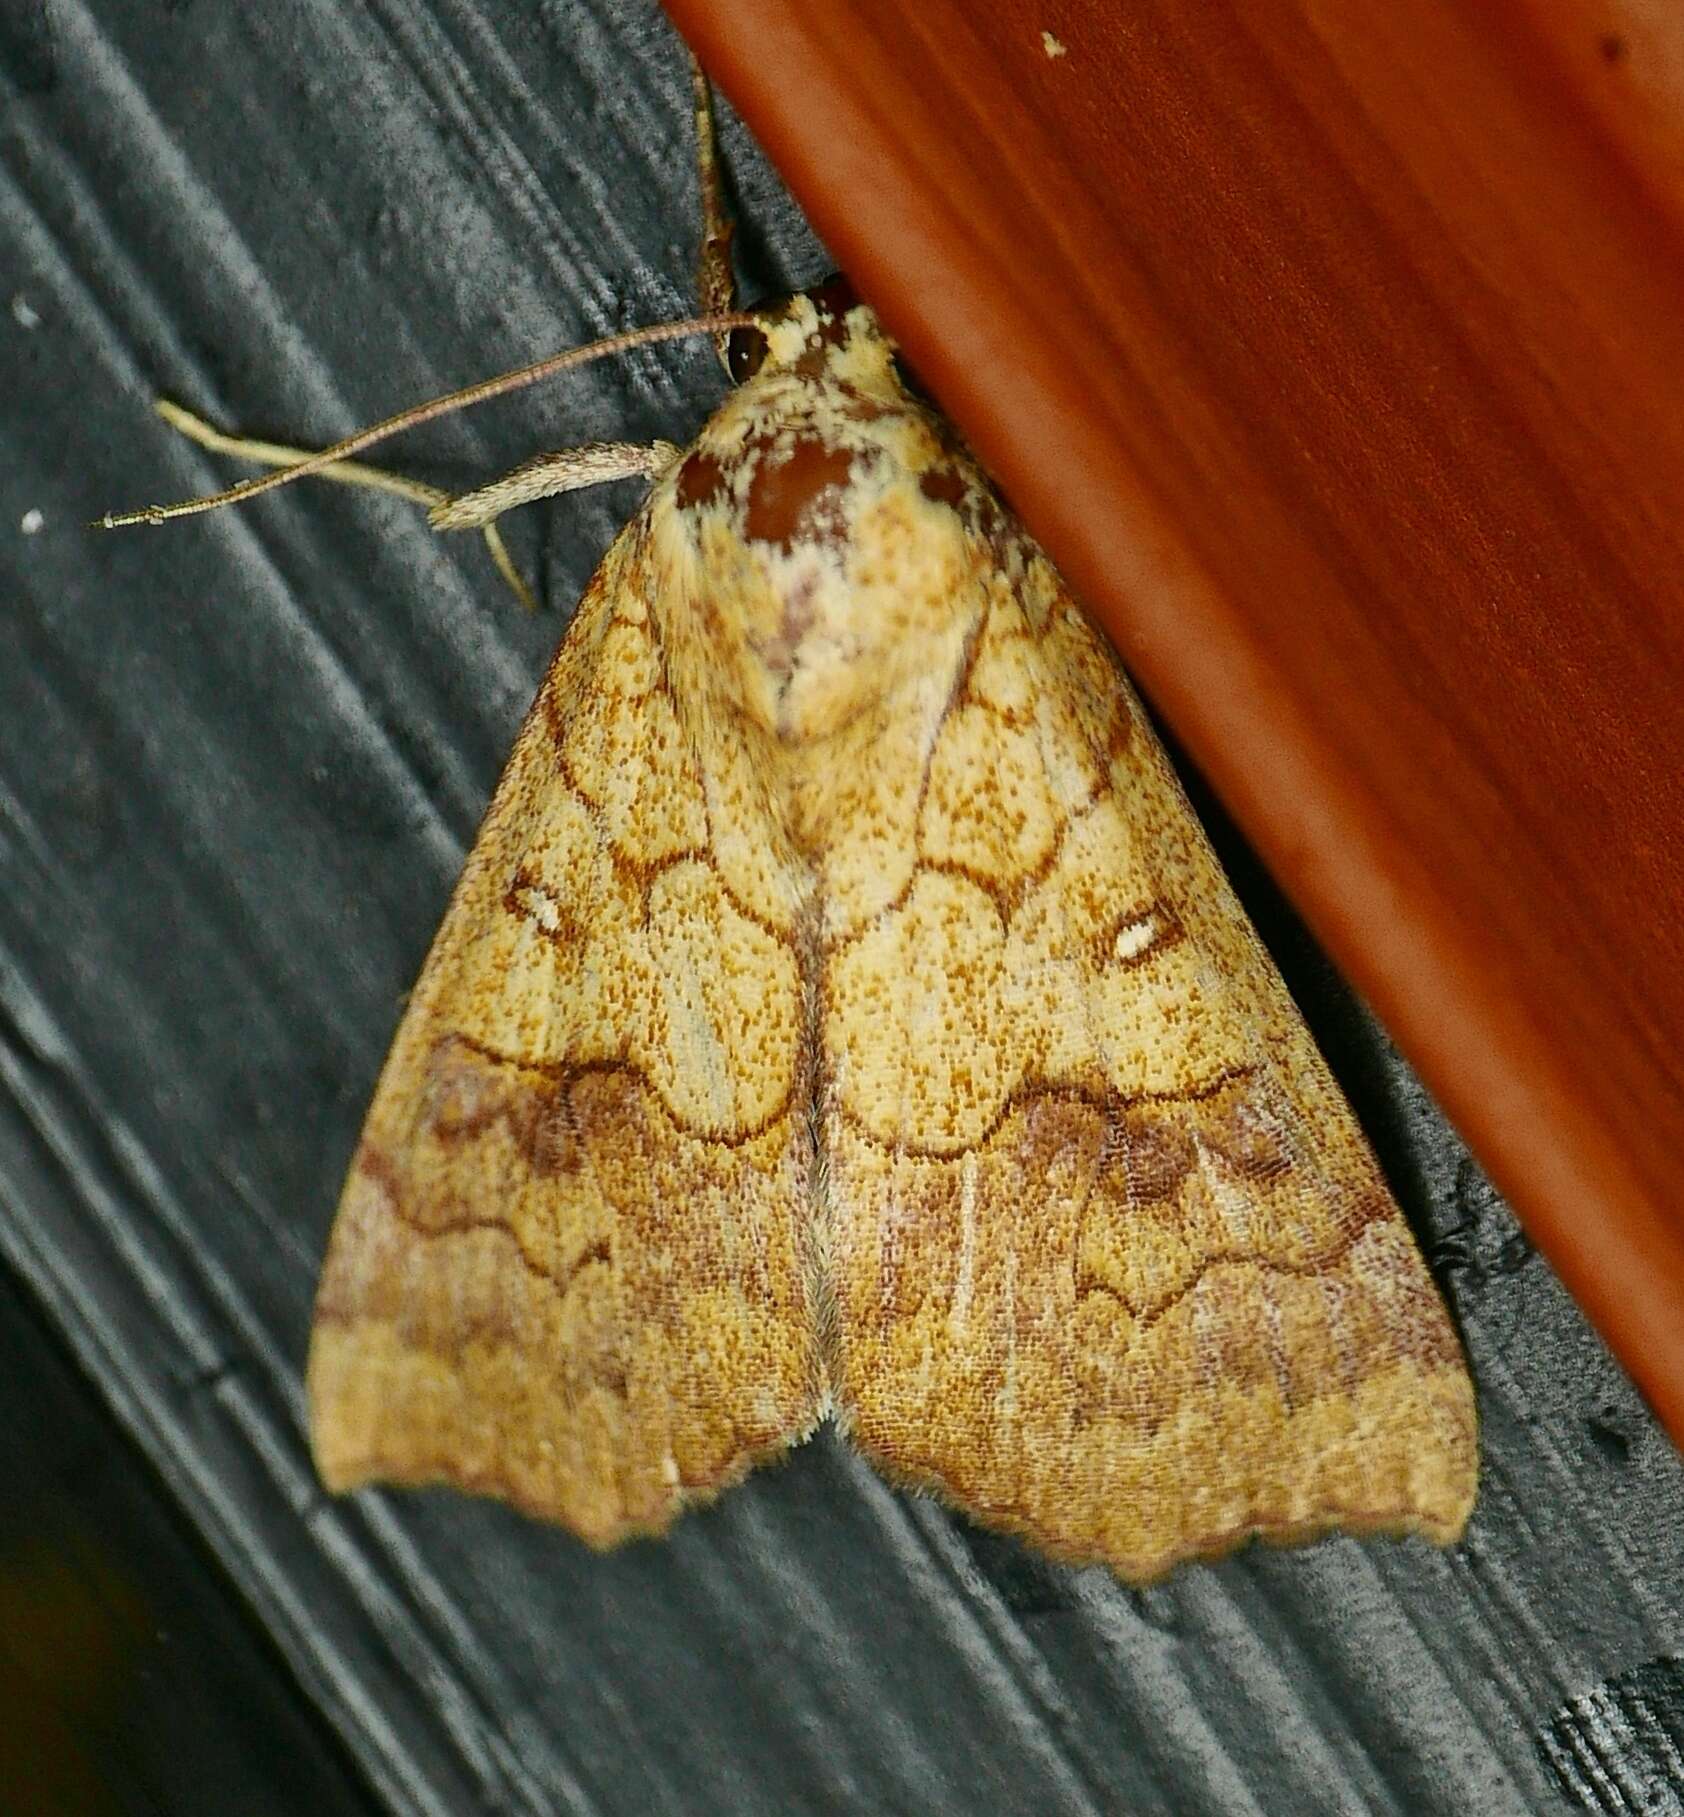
[
  {"xmin": 145, "ymin": 399, "xmax": 540, "ymax": 610},
  {"xmin": 98, "ymin": 312, "xmax": 757, "ymax": 530},
  {"xmin": 689, "ymin": 53, "xmax": 738, "ymax": 370}
]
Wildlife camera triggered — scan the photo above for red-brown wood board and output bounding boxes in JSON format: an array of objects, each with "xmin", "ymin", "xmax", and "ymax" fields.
[{"xmin": 665, "ymin": 0, "xmax": 1684, "ymax": 1445}]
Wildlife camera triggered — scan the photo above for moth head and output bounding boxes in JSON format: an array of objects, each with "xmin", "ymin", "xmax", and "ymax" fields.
[{"xmin": 728, "ymin": 277, "xmax": 905, "ymax": 400}]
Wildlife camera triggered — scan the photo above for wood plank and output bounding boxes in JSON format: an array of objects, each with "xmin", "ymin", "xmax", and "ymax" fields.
[{"xmin": 666, "ymin": 0, "xmax": 1684, "ymax": 1443}]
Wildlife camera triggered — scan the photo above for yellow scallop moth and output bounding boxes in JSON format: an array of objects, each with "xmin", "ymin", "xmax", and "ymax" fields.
[{"xmin": 120, "ymin": 56, "xmax": 1476, "ymax": 1581}]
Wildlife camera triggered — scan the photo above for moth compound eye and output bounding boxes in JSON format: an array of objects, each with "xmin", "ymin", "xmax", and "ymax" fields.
[{"xmin": 727, "ymin": 324, "xmax": 770, "ymax": 385}]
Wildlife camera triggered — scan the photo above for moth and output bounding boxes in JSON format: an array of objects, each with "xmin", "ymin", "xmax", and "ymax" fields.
[{"xmin": 114, "ymin": 55, "xmax": 1476, "ymax": 1581}]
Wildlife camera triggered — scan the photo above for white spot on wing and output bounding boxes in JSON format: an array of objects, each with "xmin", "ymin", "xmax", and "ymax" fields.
[
  {"xmin": 513, "ymin": 879, "xmax": 563, "ymax": 934},
  {"xmin": 1112, "ymin": 913, "xmax": 1160, "ymax": 964}
]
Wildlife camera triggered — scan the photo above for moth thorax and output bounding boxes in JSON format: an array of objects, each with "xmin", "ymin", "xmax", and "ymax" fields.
[{"xmin": 689, "ymin": 414, "xmax": 979, "ymax": 749}]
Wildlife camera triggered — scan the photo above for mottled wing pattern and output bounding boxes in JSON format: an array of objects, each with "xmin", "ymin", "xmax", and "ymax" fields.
[
  {"xmin": 822, "ymin": 539, "xmax": 1477, "ymax": 1578},
  {"xmin": 308, "ymin": 512, "xmax": 823, "ymax": 1543}
]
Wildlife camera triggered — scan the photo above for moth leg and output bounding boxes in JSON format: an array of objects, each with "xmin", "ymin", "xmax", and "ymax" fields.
[
  {"xmin": 690, "ymin": 52, "xmax": 737, "ymax": 367},
  {"xmin": 427, "ymin": 440, "xmax": 682, "ymax": 530},
  {"xmin": 152, "ymin": 398, "xmax": 538, "ymax": 611}
]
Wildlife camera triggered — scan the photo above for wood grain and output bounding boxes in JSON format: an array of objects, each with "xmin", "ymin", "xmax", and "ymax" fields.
[{"xmin": 665, "ymin": 0, "xmax": 1684, "ymax": 1444}]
